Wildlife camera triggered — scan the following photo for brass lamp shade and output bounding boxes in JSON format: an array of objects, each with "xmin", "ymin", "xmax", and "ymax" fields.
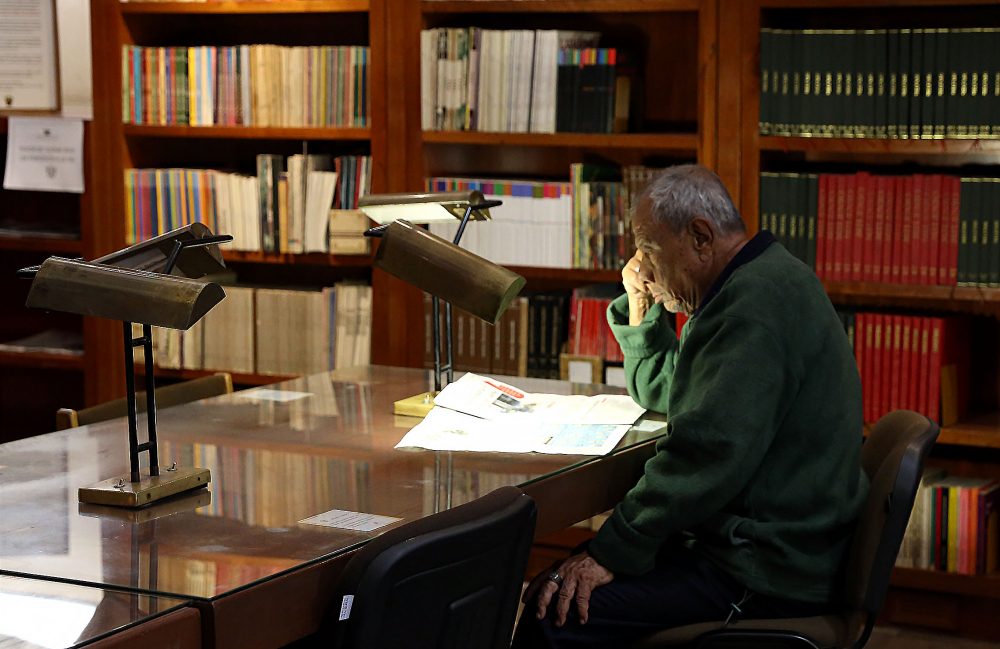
[
  {"xmin": 359, "ymin": 190, "xmax": 494, "ymax": 225},
  {"xmin": 374, "ymin": 220, "xmax": 525, "ymax": 325},
  {"xmin": 94, "ymin": 222, "xmax": 226, "ymax": 278},
  {"xmin": 26, "ymin": 257, "xmax": 225, "ymax": 330}
]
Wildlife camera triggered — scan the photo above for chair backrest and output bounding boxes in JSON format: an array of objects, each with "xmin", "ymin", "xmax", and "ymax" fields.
[
  {"xmin": 331, "ymin": 485, "xmax": 537, "ymax": 649},
  {"xmin": 56, "ymin": 373, "xmax": 233, "ymax": 430},
  {"xmin": 843, "ymin": 410, "xmax": 939, "ymax": 647}
]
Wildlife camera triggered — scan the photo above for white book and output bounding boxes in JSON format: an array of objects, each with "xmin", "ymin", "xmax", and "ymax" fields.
[{"xmin": 304, "ymin": 170, "xmax": 338, "ymax": 252}]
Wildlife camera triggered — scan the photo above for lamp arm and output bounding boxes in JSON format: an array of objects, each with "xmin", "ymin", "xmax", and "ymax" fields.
[{"xmin": 163, "ymin": 234, "xmax": 234, "ymax": 275}]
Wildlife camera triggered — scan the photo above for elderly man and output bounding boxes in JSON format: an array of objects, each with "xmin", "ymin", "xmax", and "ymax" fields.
[{"xmin": 513, "ymin": 164, "xmax": 868, "ymax": 648}]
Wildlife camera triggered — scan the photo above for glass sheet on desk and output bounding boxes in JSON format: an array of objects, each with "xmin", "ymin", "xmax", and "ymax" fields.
[{"xmin": 396, "ymin": 407, "xmax": 632, "ymax": 455}]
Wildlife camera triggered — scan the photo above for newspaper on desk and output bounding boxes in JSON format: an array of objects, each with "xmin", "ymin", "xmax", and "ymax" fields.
[{"xmin": 395, "ymin": 373, "xmax": 647, "ymax": 455}]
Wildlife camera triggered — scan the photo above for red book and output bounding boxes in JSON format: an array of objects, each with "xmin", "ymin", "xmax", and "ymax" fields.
[
  {"xmin": 870, "ymin": 175, "xmax": 885, "ymax": 282},
  {"xmin": 927, "ymin": 174, "xmax": 943, "ymax": 285},
  {"xmin": 816, "ymin": 174, "xmax": 831, "ymax": 279},
  {"xmin": 831, "ymin": 176, "xmax": 853, "ymax": 282},
  {"xmin": 850, "ymin": 172, "xmax": 867, "ymax": 281},
  {"xmin": 928, "ymin": 317, "xmax": 943, "ymax": 423},
  {"xmin": 888, "ymin": 315, "xmax": 902, "ymax": 412},
  {"xmin": 871, "ymin": 314, "xmax": 885, "ymax": 422},
  {"xmin": 916, "ymin": 317, "xmax": 930, "ymax": 419},
  {"xmin": 943, "ymin": 175, "xmax": 961, "ymax": 285},
  {"xmin": 855, "ymin": 314, "xmax": 867, "ymax": 423},
  {"xmin": 906, "ymin": 316, "xmax": 920, "ymax": 413},
  {"xmin": 900, "ymin": 176, "xmax": 915, "ymax": 284},
  {"xmin": 900, "ymin": 316, "xmax": 913, "ymax": 411},
  {"xmin": 889, "ymin": 177, "xmax": 904, "ymax": 284}
]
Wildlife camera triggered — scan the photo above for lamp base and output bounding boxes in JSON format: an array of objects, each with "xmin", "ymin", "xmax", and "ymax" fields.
[
  {"xmin": 78, "ymin": 466, "xmax": 211, "ymax": 508},
  {"xmin": 393, "ymin": 391, "xmax": 438, "ymax": 417}
]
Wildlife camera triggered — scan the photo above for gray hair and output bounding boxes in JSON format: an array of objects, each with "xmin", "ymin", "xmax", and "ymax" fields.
[{"xmin": 642, "ymin": 164, "xmax": 745, "ymax": 235}]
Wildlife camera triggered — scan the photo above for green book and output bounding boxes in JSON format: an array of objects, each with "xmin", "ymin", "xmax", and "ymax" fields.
[
  {"xmin": 910, "ymin": 29, "xmax": 925, "ymax": 139},
  {"xmin": 806, "ymin": 173, "xmax": 819, "ymax": 271},
  {"xmin": 932, "ymin": 29, "xmax": 947, "ymax": 138},
  {"xmin": 921, "ymin": 27, "xmax": 937, "ymax": 139},
  {"xmin": 944, "ymin": 29, "xmax": 958, "ymax": 138},
  {"xmin": 886, "ymin": 29, "xmax": 900, "ymax": 138},
  {"xmin": 759, "ymin": 172, "xmax": 777, "ymax": 234},
  {"xmin": 957, "ymin": 178, "xmax": 974, "ymax": 285},
  {"xmin": 989, "ymin": 179, "xmax": 1000, "ymax": 287},
  {"xmin": 801, "ymin": 30, "xmax": 818, "ymax": 136},
  {"xmin": 760, "ymin": 28, "xmax": 775, "ymax": 135},
  {"xmin": 898, "ymin": 29, "xmax": 912, "ymax": 139},
  {"xmin": 873, "ymin": 30, "xmax": 887, "ymax": 138}
]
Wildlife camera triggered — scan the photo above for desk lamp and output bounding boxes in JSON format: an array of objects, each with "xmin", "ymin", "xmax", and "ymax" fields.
[
  {"xmin": 19, "ymin": 224, "xmax": 232, "ymax": 508},
  {"xmin": 359, "ymin": 191, "xmax": 526, "ymax": 417}
]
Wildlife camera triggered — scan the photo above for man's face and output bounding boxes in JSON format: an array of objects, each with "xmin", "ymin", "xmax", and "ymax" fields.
[{"xmin": 632, "ymin": 197, "xmax": 702, "ymax": 315}]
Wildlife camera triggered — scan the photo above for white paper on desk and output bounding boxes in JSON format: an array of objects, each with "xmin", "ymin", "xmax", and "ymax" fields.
[
  {"xmin": 3, "ymin": 117, "xmax": 84, "ymax": 192},
  {"xmin": 396, "ymin": 407, "xmax": 632, "ymax": 456},
  {"xmin": 433, "ymin": 373, "xmax": 646, "ymax": 425},
  {"xmin": 300, "ymin": 509, "xmax": 401, "ymax": 532}
]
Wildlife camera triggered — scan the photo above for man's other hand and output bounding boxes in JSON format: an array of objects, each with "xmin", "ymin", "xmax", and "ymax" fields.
[{"xmin": 522, "ymin": 552, "xmax": 614, "ymax": 627}]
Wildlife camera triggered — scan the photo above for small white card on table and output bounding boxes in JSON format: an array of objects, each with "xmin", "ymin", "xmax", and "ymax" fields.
[{"xmin": 300, "ymin": 509, "xmax": 401, "ymax": 532}]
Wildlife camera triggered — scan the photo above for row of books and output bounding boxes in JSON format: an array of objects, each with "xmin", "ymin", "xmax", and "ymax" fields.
[
  {"xmin": 567, "ymin": 285, "xmax": 624, "ymax": 364},
  {"xmin": 841, "ymin": 312, "xmax": 969, "ymax": 426},
  {"xmin": 898, "ymin": 470, "xmax": 999, "ymax": 575},
  {"xmin": 125, "ymin": 154, "xmax": 372, "ymax": 254},
  {"xmin": 426, "ymin": 164, "xmax": 655, "ymax": 271},
  {"xmin": 424, "ymin": 292, "xmax": 570, "ymax": 381},
  {"xmin": 152, "ymin": 283, "xmax": 372, "ymax": 377},
  {"xmin": 759, "ymin": 28, "xmax": 1000, "ymax": 138},
  {"xmin": 760, "ymin": 172, "xmax": 1000, "ymax": 287},
  {"xmin": 420, "ymin": 28, "xmax": 630, "ymax": 134},
  {"xmin": 122, "ymin": 45, "xmax": 369, "ymax": 128}
]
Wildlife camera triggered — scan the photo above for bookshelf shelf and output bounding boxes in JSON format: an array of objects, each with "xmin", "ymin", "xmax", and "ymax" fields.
[
  {"xmin": 760, "ymin": 136, "xmax": 1000, "ymax": 157},
  {"xmin": 123, "ymin": 125, "xmax": 371, "ymax": 141},
  {"xmin": 759, "ymin": 0, "xmax": 1000, "ymax": 7},
  {"xmin": 939, "ymin": 413, "xmax": 1000, "ymax": 450},
  {"xmin": 0, "ymin": 350, "xmax": 84, "ymax": 371},
  {"xmin": 149, "ymin": 366, "xmax": 292, "ymax": 387},
  {"xmin": 222, "ymin": 250, "xmax": 373, "ymax": 267},
  {"xmin": 0, "ymin": 236, "xmax": 82, "ymax": 254},
  {"xmin": 421, "ymin": 0, "xmax": 700, "ymax": 13},
  {"xmin": 119, "ymin": 1, "xmax": 369, "ymax": 15},
  {"xmin": 507, "ymin": 265, "xmax": 622, "ymax": 286},
  {"xmin": 823, "ymin": 282, "xmax": 1000, "ymax": 315},
  {"xmin": 891, "ymin": 567, "xmax": 1000, "ymax": 599},
  {"xmin": 423, "ymin": 131, "xmax": 699, "ymax": 152}
]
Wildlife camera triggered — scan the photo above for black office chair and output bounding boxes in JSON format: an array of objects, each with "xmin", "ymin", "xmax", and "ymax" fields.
[
  {"xmin": 634, "ymin": 410, "xmax": 940, "ymax": 649},
  {"xmin": 329, "ymin": 485, "xmax": 537, "ymax": 649}
]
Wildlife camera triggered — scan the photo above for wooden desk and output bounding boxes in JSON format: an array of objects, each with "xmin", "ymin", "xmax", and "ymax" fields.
[
  {"xmin": 0, "ymin": 574, "xmax": 199, "ymax": 649},
  {"xmin": 0, "ymin": 366, "xmax": 663, "ymax": 649}
]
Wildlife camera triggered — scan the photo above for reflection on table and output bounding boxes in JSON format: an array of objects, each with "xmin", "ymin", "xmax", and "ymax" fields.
[
  {"xmin": 0, "ymin": 366, "xmax": 663, "ymax": 603},
  {"xmin": 0, "ymin": 574, "xmax": 192, "ymax": 649}
]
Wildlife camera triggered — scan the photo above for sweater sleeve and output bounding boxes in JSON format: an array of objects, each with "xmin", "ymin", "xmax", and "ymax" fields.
[
  {"xmin": 606, "ymin": 294, "xmax": 678, "ymax": 413},
  {"xmin": 589, "ymin": 312, "xmax": 798, "ymax": 576}
]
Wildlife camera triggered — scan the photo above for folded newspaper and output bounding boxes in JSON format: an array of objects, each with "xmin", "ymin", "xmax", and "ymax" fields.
[{"xmin": 395, "ymin": 373, "xmax": 647, "ymax": 455}]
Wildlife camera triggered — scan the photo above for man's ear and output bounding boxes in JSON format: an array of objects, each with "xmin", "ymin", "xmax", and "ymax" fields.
[{"xmin": 688, "ymin": 217, "xmax": 714, "ymax": 251}]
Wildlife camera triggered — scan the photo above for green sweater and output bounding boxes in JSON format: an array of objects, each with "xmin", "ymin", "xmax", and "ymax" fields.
[{"xmin": 589, "ymin": 235, "xmax": 868, "ymax": 604}]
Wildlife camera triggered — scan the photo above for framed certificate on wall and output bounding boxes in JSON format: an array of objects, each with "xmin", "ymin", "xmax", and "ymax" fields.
[{"xmin": 0, "ymin": 0, "xmax": 59, "ymax": 112}]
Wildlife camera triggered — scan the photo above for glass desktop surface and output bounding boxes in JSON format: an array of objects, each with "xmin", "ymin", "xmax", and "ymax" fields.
[
  {"xmin": 0, "ymin": 574, "xmax": 190, "ymax": 649},
  {"xmin": 0, "ymin": 366, "xmax": 664, "ymax": 601}
]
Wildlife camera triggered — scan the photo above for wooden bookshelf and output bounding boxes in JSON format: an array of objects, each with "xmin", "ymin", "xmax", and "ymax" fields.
[
  {"xmin": 222, "ymin": 250, "xmax": 373, "ymax": 267},
  {"xmin": 0, "ymin": 236, "xmax": 83, "ymax": 254},
  {"xmin": 891, "ymin": 568, "xmax": 1000, "ymax": 600},
  {"xmin": 119, "ymin": 1, "xmax": 369, "ymax": 15},
  {"xmin": 422, "ymin": 131, "xmax": 699, "ymax": 151},
  {"xmin": 824, "ymin": 282, "xmax": 1000, "ymax": 315},
  {"xmin": 737, "ymin": 2, "xmax": 1000, "ymax": 640},
  {"xmin": 421, "ymin": 0, "xmax": 701, "ymax": 13},
  {"xmin": 760, "ymin": 136, "xmax": 1000, "ymax": 156},
  {"xmin": 123, "ymin": 125, "xmax": 371, "ymax": 141},
  {"xmin": 0, "ymin": 350, "xmax": 84, "ymax": 371}
]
